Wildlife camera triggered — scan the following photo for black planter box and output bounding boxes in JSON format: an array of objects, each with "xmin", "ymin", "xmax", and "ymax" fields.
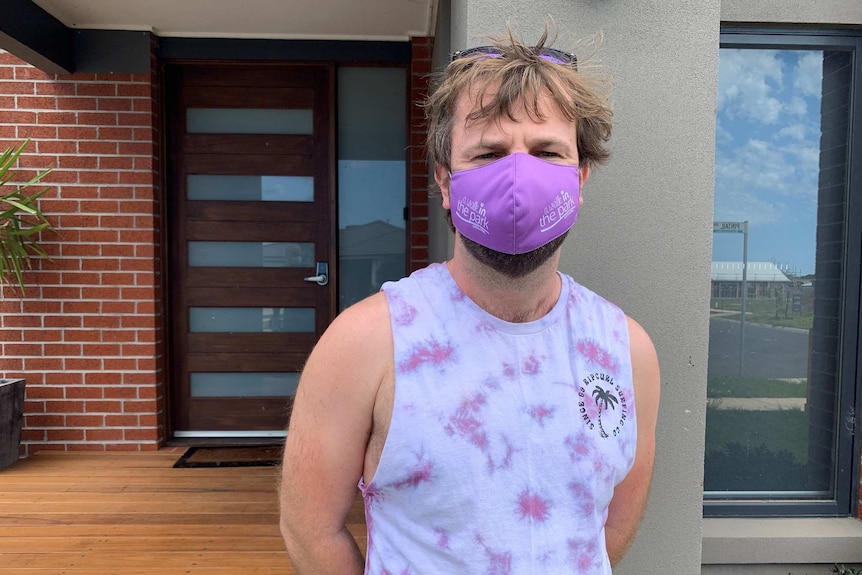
[{"xmin": 0, "ymin": 379, "xmax": 25, "ymax": 470}]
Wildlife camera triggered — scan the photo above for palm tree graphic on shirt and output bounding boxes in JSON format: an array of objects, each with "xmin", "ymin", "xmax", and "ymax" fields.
[{"xmin": 591, "ymin": 386, "xmax": 619, "ymax": 437}]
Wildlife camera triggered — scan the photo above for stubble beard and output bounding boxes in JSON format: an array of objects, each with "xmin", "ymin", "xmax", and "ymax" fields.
[{"xmin": 460, "ymin": 231, "xmax": 569, "ymax": 279}]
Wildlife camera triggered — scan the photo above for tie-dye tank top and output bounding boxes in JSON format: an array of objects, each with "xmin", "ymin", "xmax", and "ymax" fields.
[{"xmin": 360, "ymin": 262, "xmax": 636, "ymax": 575}]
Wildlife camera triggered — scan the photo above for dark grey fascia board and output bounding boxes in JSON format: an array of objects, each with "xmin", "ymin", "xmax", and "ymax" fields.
[
  {"xmin": 74, "ymin": 30, "xmax": 152, "ymax": 74},
  {"xmin": 159, "ymin": 37, "xmax": 411, "ymax": 63},
  {"xmin": 0, "ymin": 0, "xmax": 74, "ymax": 73}
]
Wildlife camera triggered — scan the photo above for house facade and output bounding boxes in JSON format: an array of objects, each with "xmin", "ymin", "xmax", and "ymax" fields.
[{"xmin": 1, "ymin": 0, "xmax": 860, "ymax": 573}]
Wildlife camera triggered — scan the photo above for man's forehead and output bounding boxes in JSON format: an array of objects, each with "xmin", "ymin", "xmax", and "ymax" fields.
[{"xmin": 452, "ymin": 86, "xmax": 574, "ymax": 131}]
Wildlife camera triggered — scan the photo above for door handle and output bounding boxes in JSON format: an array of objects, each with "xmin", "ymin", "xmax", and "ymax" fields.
[{"xmin": 303, "ymin": 262, "xmax": 329, "ymax": 286}]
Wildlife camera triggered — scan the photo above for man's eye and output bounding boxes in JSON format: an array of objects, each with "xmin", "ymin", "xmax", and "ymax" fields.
[
  {"xmin": 537, "ymin": 151, "xmax": 560, "ymax": 157},
  {"xmin": 475, "ymin": 153, "xmax": 497, "ymax": 160}
]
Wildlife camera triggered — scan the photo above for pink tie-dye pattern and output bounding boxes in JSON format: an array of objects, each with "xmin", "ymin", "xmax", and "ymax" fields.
[
  {"xmin": 576, "ymin": 339, "xmax": 620, "ymax": 374},
  {"xmin": 486, "ymin": 434, "xmax": 517, "ymax": 474},
  {"xmin": 434, "ymin": 527, "xmax": 451, "ymax": 550},
  {"xmin": 529, "ymin": 404, "xmax": 555, "ymax": 427},
  {"xmin": 502, "ymin": 363, "xmax": 516, "ymax": 379},
  {"xmin": 564, "ymin": 432, "xmax": 591, "ymax": 461},
  {"xmin": 389, "ymin": 294, "xmax": 418, "ymax": 327},
  {"xmin": 477, "ymin": 535, "xmax": 513, "ymax": 575},
  {"xmin": 444, "ymin": 392, "xmax": 489, "ymax": 451},
  {"xmin": 516, "ymin": 488, "xmax": 552, "ymax": 523},
  {"xmin": 522, "ymin": 354, "xmax": 542, "ymax": 375},
  {"xmin": 389, "ymin": 456, "xmax": 434, "ymax": 490},
  {"xmin": 398, "ymin": 339, "xmax": 455, "ymax": 372},
  {"xmin": 568, "ymin": 481, "xmax": 597, "ymax": 517}
]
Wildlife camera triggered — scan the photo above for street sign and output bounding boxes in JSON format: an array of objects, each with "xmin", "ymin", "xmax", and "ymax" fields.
[{"xmin": 713, "ymin": 221, "xmax": 745, "ymax": 233}]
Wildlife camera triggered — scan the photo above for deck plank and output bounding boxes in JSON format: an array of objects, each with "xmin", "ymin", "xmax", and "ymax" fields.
[{"xmin": 0, "ymin": 451, "xmax": 367, "ymax": 574}]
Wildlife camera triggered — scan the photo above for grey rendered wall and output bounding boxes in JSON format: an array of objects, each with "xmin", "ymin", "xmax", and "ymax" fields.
[
  {"xmin": 447, "ymin": 1, "xmax": 720, "ymax": 574},
  {"xmin": 721, "ymin": 0, "xmax": 862, "ymax": 25}
]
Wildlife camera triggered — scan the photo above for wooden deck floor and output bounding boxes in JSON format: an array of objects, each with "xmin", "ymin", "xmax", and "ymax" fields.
[{"xmin": 0, "ymin": 450, "xmax": 367, "ymax": 574}]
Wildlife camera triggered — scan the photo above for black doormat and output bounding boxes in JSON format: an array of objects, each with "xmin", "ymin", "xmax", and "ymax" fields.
[{"xmin": 173, "ymin": 445, "xmax": 283, "ymax": 468}]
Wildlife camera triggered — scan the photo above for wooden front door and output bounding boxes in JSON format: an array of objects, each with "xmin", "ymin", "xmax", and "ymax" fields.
[{"xmin": 165, "ymin": 63, "xmax": 334, "ymax": 435}]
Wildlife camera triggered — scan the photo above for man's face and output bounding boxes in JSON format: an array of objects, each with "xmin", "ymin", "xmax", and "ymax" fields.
[{"xmin": 435, "ymin": 87, "xmax": 590, "ymax": 277}]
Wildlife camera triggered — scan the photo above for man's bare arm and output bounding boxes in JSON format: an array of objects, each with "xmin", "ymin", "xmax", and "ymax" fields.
[
  {"xmin": 279, "ymin": 293, "xmax": 391, "ymax": 574},
  {"xmin": 605, "ymin": 316, "xmax": 661, "ymax": 566}
]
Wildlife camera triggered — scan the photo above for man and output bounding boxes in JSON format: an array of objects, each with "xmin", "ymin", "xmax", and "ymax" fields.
[{"xmin": 280, "ymin": 29, "xmax": 660, "ymax": 574}]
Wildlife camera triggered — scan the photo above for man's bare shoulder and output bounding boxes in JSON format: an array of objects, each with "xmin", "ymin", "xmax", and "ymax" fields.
[
  {"xmin": 624, "ymin": 314, "xmax": 660, "ymax": 419},
  {"xmin": 319, "ymin": 291, "xmax": 391, "ymax": 353}
]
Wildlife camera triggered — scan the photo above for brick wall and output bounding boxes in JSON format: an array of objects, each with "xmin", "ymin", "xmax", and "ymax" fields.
[
  {"xmin": 0, "ymin": 46, "xmax": 164, "ymax": 455},
  {"xmin": 408, "ymin": 36, "xmax": 434, "ymax": 271}
]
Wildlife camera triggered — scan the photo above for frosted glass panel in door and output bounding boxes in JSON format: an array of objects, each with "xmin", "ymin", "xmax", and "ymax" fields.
[
  {"xmin": 189, "ymin": 307, "xmax": 315, "ymax": 333},
  {"xmin": 190, "ymin": 372, "xmax": 300, "ymax": 397},
  {"xmin": 188, "ymin": 242, "xmax": 314, "ymax": 268},
  {"xmin": 187, "ymin": 108, "xmax": 313, "ymax": 134},
  {"xmin": 187, "ymin": 175, "xmax": 314, "ymax": 202}
]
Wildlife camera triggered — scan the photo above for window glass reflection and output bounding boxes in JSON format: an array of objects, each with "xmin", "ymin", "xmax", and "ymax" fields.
[
  {"xmin": 188, "ymin": 242, "xmax": 314, "ymax": 268},
  {"xmin": 188, "ymin": 175, "xmax": 314, "ymax": 202},
  {"xmin": 706, "ymin": 48, "xmax": 849, "ymax": 500}
]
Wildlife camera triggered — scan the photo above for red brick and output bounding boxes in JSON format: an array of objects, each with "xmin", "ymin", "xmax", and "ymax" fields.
[
  {"xmin": 81, "ymin": 287, "xmax": 120, "ymax": 300},
  {"xmin": 104, "ymin": 359, "xmax": 136, "ymax": 370},
  {"xmin": 60, "ymin": 272, "xmax": 99, "ymax": 285},
  {"xmin": 37, "ymin": 111, "xmax": 76, "ymax": 124},
  {"xmin": 15, "ymin": 66, "xmax": 52, "ymax": 80},
  {"xmin": 85, "ymin": 400, "xmax": 122, "ymax": 413},
  {"xmin": 58, "ymin": 155, "xmax": 98, "ymax": 170},
  {"xmin": 117, "ymin": 84, "xmax": 150, "ymax": 98},
  {"xmin": 44, "ymin": 315, "xmax": 82, "ymax": 328},
  {"xmin": 98, "ymin": 156, "xmax": 134, "ymax": 170},
  {"xmin": 99, "ymin": 273, "xmax": 134, "ymax": 286},
  {"xmin": 79, "ymin": 171, "xmax": 119, "ymax": 184},
  {"xmin": 124, "ymin": 428, "xmax": 158, "ymax": 441},
  {"xmin": 36, "ymin": 82, "xmax": 77, "ymax": 96},
  {"xmin": 44, "ymin": 343, "xmax": 82, "ymax": 356},
  {"xmin": 65, "ymin": 386, "xmax": 103, "ymax": 399},
  {"xmin": 24, "ymin": 358, "xmax": 63, "ymax": 371},
  {"xmin": 0, "ymin": 81, "xmax": 35, "ymax": 94},
  {"xmin": 62, "ymin": 330, "xmax": 100, "ymax": 343},
  {"xmin": 2, "ymin": 110, "xmax": 37, "ymax": 123},
  {"xmin": 17, "ymin": 95, "xmax": 57, "ymax": 109},
  {"xmin": 78, "ymin": 112, "xmax": 118, "ymax": 126},
  {"xmin": 86, "ymin": 429, "xmax": 124, "ymax": 441},
  {"xmin": 83, "ymin": 343, "xmax": 122, "ymax": 355},
  {"xmin": 58, "ymin": 126, "xmax": 97, "ymax": 140},
  {"xmin": 98, "ymin": 127, "xmax": 134, "ymax": 140},
  {"xmin": 26, "ymin": 414, "xmax": 65, "ymax": 427},
  {"xmin": 106, "ymin": 415, "xmax": 138, "ymax": 426},
  {"xmin": 24, "ymin": 386, "xmax": 64, "ymax": 399},
  {"xmin": 45, "ymin": 400, "xmax": 85, "ymax": 413},
  {"xmin": 41, "ymin": 169, "xmax": 78, "ymax": 184},
  {"xmin": 104, "ymin": 386, "xmax": 137, "ymax": 399},
  {"xmin": 57, "ymin": 96, "xmax": 98, "ymax": 110},
  {"xmin": 79, "ymin": 141, "xmax": 118, "ymax": 155},
  {"xmin": 4, "ymin": 315, "xmax": 42, "ymax": 328},
  {"xmin": 97, "ymin": 97, "xmax": 133, "ymax": 111},
  {"xmin": 81, "ymin": 258, "xmax": 120, "ymax": 272},
  {"xmin": 83, "ymin": 316, "xmax": 121, "ymax": 328},
  {"xmin": 16, "ymin": 125, "xmax": 58, "ymax": 139},
  {"xmin": 43, "ymin": 373, "xmax": 82, "ymax": 385},
  {"xmin": 26, "ymin": 329, "xmax": 61, "ymax": 342},
  {"xmin": 76, "ymin": 83, "xmax": 117, "ymax": 97},
  {"xmin": 4, "ymin": 343, "xmax": 42, "ymax": 355},
  {"xmin": 66, "ymin": 415, "xmax": 105, "ymax": 427},
  {"xmin": 100, "ymin": 245, "xmax": 135, "ymax": 258},
  {"xmin": 47, "ymin": 429, "xmax": 84, "ymax": 442},
  {"xmin": 118, "ymin": 142, "xmax": 151, "ymax": 156},
  {"xmin": 98, "ymin": 215, "xmax": 134, "ymax": 229},
  {"xmin": 84, "ymin": 372, "xmax": 121, "ymax": 385},
  {"xmin": 79, "ymin": 230, "xmax": 118, "ymax": 243}
]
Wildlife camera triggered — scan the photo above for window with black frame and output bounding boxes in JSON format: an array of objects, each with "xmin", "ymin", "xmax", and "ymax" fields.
[{"xmin": 705, "ymin": 32, "xmax": 861, "ymax": 516}]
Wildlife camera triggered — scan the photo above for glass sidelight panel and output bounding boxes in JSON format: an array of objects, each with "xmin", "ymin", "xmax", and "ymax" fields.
[
  {"xmin": 337, "ymin": 67, "xmax": 407, "ymax": 310},
  {"xmin": 705, "ymin": 47, "xmax": 853, "ymax": 506},
  {"xmin": 187, "ymin": 108, "xmax": 313, "ymax": 134},
  {"xmin": 190, "ymin": 372, "xmax": 300, "ymax": 397},
  {"xmin": 190, "ymin": 307, "xmax": 315, "ymax": 333},
  {"xmin": 189, "ymin": 242, "xmax": 314, "ymax": 268},
  {"xmin": 188, "ymin": 175, "xmax": 314, "ymax": 202}
]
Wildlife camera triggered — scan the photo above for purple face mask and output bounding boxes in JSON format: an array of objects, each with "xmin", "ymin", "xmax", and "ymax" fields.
[{"xmin": 449, "ymin": 153, "xmax": 580, "ymax": 255}]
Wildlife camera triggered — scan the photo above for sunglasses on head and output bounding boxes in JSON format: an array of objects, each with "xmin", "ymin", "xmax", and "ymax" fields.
[{"xmin": 451, "ymin": 45, "xmax": 578, "ymax": 69}]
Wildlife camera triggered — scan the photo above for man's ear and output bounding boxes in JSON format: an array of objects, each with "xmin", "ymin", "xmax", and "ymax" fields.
[
  {"xmin": 579, "ymin": 163, "xmax": 591, "ymax": 188},
  {"xmin": 578, "ymin": 163, "xmax": 591, "ymax": 207},
  {"xmin": 434, "ymin": 163, "xmax": 451, "ymax": 209}
]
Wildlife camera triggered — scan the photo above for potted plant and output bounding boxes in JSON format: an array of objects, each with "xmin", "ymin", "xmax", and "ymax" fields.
[{"xmin": 0, "ymin": 139, "xmax": 54, "ymax": 470}]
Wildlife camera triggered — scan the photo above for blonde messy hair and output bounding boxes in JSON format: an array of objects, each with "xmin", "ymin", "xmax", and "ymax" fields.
[{"xmin": 425, "ymin": 25, "xmax": 613, "ymax": 174}]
